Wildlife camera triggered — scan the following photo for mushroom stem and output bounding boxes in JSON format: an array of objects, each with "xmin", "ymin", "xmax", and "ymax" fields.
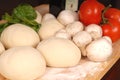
[{"xmin": 79, "ymin": 45, "xmax": 87, "ymax": 56}]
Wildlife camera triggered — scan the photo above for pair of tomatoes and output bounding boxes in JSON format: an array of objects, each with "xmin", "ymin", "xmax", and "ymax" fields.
[{"xmin": 79, "ymin": 0, "xmax": 120, "ymax": 42}]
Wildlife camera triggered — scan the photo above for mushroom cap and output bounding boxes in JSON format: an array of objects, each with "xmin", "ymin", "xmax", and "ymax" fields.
[
  {"xmin": 42, "ymin": 13, "xmax": 56, "ymax": 22},
  {"xmin": 66, "ymin": 21, "xmax": 84, "ymax": 36},
  {"xmin": 86, "ymin": 38, "xmax": 113, "ymax": 61},
  {"xmin": 57, "ymin": 10, "xmax": 79, "ymax": 26},
  {"xmin": 85, "ymin": 24, "xmax": 102, "ymax": 40},
  {"xmin": 73, "ymin": 31, "xmax": 92, "ymax": 47},
  {"xmin": 54, "ymin": 29, "xmax": 71, "ymax": 39},
  {"xmin": 103, "ymin": 36, "xmax": 112, "ymax": 44}
]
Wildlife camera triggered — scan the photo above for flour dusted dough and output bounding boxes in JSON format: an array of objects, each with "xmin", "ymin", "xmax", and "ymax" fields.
[
  {"xmin": 38, "ymin": 19, "xmax": 64, "ymax": 40},
  {"xmin": 0, "ymin": 42, "xmax": 5, "ymax": 54},
  {"xmin": 37, "ymin": 37, "xmax": 81, "ymax": 67},
  {"xmin": 0, "ymin": 23, "xmax": 40, "ymax": 49},
  {"xmin": 0, "ymin": 46, "xmax": 46, "ymax": 80}
]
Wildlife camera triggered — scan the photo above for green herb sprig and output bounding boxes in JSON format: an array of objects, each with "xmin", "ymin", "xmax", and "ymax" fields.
[{"xmin": 0, "ymin": 4, "xmax": 40, "ymax": 33}]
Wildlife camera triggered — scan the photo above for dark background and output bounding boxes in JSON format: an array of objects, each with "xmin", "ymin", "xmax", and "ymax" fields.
[
  {"xmin": 0, "ymin": 0, "xmax": 49, "ymax": 19},
  {"xmin": 0, "ymin": 0, "xmax": 120, "ymax": 19}
]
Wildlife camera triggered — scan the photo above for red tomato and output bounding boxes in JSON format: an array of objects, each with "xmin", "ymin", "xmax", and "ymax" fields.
[
  {"xmin": 79, "ymin": 0, "xmax": 105, "ymax": 25},
  {"xmin": 104, "ymin": 8, "xmax": 120, "ymax": 23},
  {"xmin": 101, "ymin": 19, "xmax": 120, "ymax": 42}
]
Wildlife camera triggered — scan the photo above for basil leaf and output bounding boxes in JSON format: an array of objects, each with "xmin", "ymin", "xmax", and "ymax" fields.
[
  {"xmin": 1, "ymin": 4, "xmax": 40, "ymax": 33},
  {"xmin": 2, "ymin": 13, "xmax": 20, "ymax": 23},
  {"xmin": 13, "ymin": 4, "xmax": 37, "ymax": 20}
]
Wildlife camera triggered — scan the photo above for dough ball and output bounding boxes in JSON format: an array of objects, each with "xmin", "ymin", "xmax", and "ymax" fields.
[
  {"xmin": 37, "ymin": 37, "xmax": 81, "ymax": 67},
  {"xmin": 0, "ymin": 42, "xmax": 5, "ymax": 54},
  {"xmin": 34, "ymin": 11, "xmax": 42, "ymax": 24},
  {"xmin": 0, "ymin": 46, "xmax": 46, "ymax": 80},
  {"xmin": 0, "ymin": 23, "xmax": 40, "ymax": 49},
  {"xmin": 38, "ymin": 19, "xmax": 64, "ymax": 40}
]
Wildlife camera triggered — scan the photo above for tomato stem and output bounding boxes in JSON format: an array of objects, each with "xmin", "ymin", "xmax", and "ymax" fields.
[{"xmin": 101, "ymin": 4, "xmax": 112, "ymax": 24}]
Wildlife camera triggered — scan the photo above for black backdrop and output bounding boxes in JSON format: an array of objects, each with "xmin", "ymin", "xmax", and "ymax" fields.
[
  {"xmin": 0, "ymin": 0, "xmax": 119, "ymax": 19},
  {"xmin": 0, "ymin": 0, "xmax": 49, "ymax": 19}
]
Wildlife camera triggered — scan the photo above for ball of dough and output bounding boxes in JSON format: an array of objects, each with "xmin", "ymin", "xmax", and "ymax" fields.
[
  {"xmin": 0, "ymin": 42, "xmax": 5, "ymax": 54},
  {"xmin": 38, "ymin": 19, "xmax": 64, "ymax": 40},
  {"xmin": 34, "ymin": 11, "xmax": 42, "ymax": 24},
  {"xmin": 37, "ymin": 37, "xmax": 81, "ymax": 67},
  {"xmin": 0, "ymin": 23, "xmax": 40, "ymax": 49},
  {"xmin": 0, "ymin": 46, "xmax": 46, "ymax": 80}
]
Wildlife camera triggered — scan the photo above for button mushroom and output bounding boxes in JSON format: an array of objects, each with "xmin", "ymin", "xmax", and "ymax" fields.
[
  {"xmin": 86, "ymin": 37, "xmax": 113, "ymax": 61},
  {"xmin": 66, "ymin": 21, "xmax": 84, "ymax": 37},
  {"xmin": 85, "ymin": 24, "xmax": 102, "ymax": 40},
  {"xmin": 73, "ymin": 31, "xmax": 92, "ymax": 56},
  {"xmin": 103, "ymin": 36, "xmax": 112, "ymax": 44},
  {"xmin": 42, "ymin": 13, "xmax": 56, "ymax": 22},
  {"xmin": 57, "ymin": 10, "xmax": 79, "ymax": 26},
  {"xmin": 54, "ymin": 29, "xmax": 71, "ymax": 39}
]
